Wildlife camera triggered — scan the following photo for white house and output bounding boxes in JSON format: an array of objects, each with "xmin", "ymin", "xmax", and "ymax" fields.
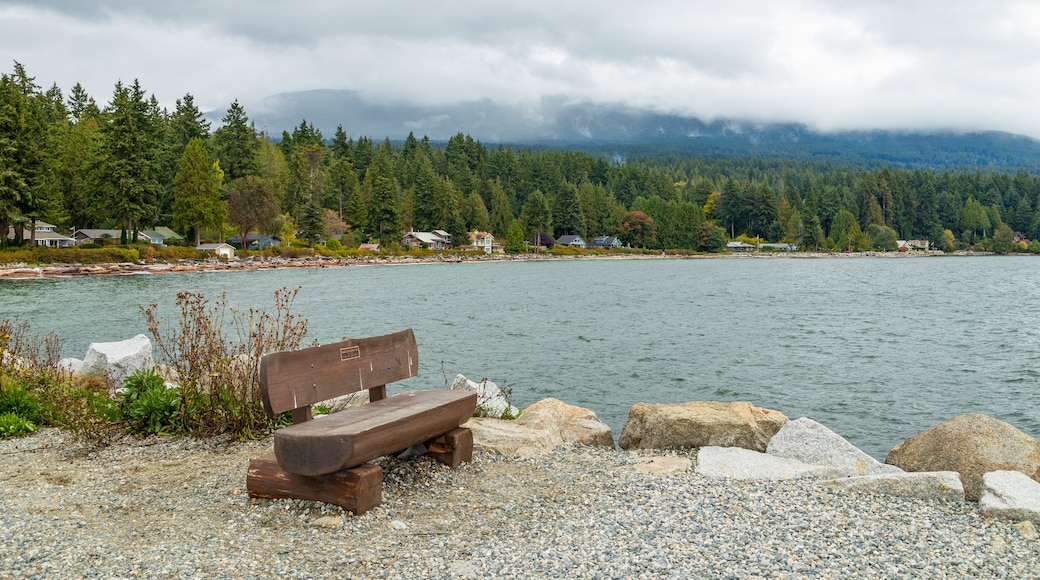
[
  {"xmin": 468, "ymin": 231, "xmax": 496, "ymax": 254},
  {"xmin": 196, "ymin": 243, "xmax": 235, "ymax": 259},
  {"xmin": 7, "ymin": 222, "xmax": 76, "ymax": 247},
  {"xmin": 403, "ymin": 230, "xmax": 450, "ymax": 250}
]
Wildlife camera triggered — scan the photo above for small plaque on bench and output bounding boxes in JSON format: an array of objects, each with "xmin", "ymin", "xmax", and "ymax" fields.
[{"xmin": 340, "ymin": 345, "xmax": 360, "ymax": 361}]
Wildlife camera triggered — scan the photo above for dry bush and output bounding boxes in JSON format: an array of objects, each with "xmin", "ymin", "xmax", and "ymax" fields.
[{"xmin": 142, "ymin": 287, "xmax": 308, "ymax": 438}]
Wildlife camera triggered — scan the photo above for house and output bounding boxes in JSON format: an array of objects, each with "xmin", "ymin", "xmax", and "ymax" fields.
[
  {"xmin": 757, "ymin": 243, "xmax": 797, "ymax": 251},
  {"xmin": 726, "ymin": 241, "xmax": 756, "ymax": 252},
  {"xmin": 196, "ymin": 243, "xmax": 235, "ymax": 259},
  {"xmin": 358, "ymin": 243, "xmax": 381, "ymax": 252},
  {"xmin": 555, "ymin": 234, "xmax": 587, "ymax": 249},
  {"xmin": 140, "ymin": 228, "xmax": 184, "ymax": 245},
  {"xmin": 591, "ymin": 236, "xmax": 623, "ymax": 249},
  {"xmin": 432, "ymin": 230, "xmax": 452, "ymax": 246},
  {"xmin": 467, "ymin": 231, "xmax": 496, "ymax": 254},
  {"xmin": 6, "ymin": 222, "xmax": 76, "ymax": 248},
  {"xmin": 402, "ymin": 230, "xmax": 450, "ymax": 250},
  {"xmin": 74, "ymin": 229, "xmax": 159, "ymax": 245},
  {"xmin": 227, "ymin": 234, "xmax": 282, "ymax": 250}
]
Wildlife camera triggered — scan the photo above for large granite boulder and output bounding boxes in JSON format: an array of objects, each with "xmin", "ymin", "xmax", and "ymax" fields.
[
  {"xmin": 696, "ymin": 446, "xmax": 849, "ymax": 480},
  {"xmin": 79, "ymin": 334, "xmax": 154, "ymax": 390},
  {"xmin": 517, "ymin": 397, "xmax": 614, "ymax": 448},
  {"xmin": 619, "ymin": 401, "xmax": 787, "ymax": 451},
  {"xmin": 979, "ymin": 470, "xmax": 1040, "ymax": 523},
  {"xmin": 767, "ymin": 417, "xmax": 901, "ymax": 476},
  {"xmin": 464, "ymin": 398, "xmax": 614, "ymax": 456},
  {"xmin": 462, "ymin": 416, "xmax": 563, "ymax": 458},
  {"xmin": 885, "ymin": 413, "xmax": 1040, "ymax": 501},
  {"xmin": 823, "ymin": 472, "xmax": 965, "ymax": 502}
]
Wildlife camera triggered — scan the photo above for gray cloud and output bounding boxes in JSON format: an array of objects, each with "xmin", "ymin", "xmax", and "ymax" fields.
[{"xmin": 2, "ymin": 0, "xmax": 1039, "ymax": 137}]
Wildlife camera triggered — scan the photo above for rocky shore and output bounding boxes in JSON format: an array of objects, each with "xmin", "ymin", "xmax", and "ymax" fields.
[
  {"xmin": 0, "ymin": 426, "xmax": 1037, "ymax": 579},
  {"xmin": 0, "ymin": 248, "xmax": 965, "ymax": 280}
]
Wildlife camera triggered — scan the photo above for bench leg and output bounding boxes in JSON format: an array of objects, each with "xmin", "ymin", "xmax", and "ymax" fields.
[
  {"xmin": 424, "ymin": 427, "xmax": 473, "ymax": 468},
  {"xmin": 247, "ymin": 452, "xmax": 382, "ymax": 514}
]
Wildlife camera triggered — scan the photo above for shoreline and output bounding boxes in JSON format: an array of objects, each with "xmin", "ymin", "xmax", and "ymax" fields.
[
  {"xmin": 0, "ymin": 248, "xmax": 998, "ymax": 280},
  {"xmin": 1, "ymin": 428, "xmax": 1035, "ymax": 578}
]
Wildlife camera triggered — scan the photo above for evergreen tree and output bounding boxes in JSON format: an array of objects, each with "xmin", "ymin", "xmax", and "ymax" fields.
[
  {"xmin": 285, "ymin": 144, "xmax": 329, "ymax": 224},
  {"xmin": 97, "ymin": 79, "xmax": 162, "ymax": 241},
  {"xmin": 66, "ymin": 82, "xmax": 99, "ymax": 123},
  {"xmin": 504, "ymin": 219, "xmax": 524, "ymax": 253},
  {"xmin": 520, "ymin": 190, "xmax": 552, "ymax": 244},
  {"xmin": 329, "ymin": 158, "xmax": 359, "ymax": 220},
  {"xmin": 410, "ymin": 153, "xmax": 440, "ymax": 231},
  {"xmin": 0, "ymin": 62, "xmax": 57, "ymax": 244},
  {"xmin": 173, "ymin": 138, "xmax": 226, "ymax": 245},
  {"xmin": 464, "ymin": 191, "xmax": 491, "ymax": 233},
  {"xmin": 552, "ymin": 183, "xmax": 585, "ymax": 238},
  {"xmin": 487, "ymin": 179, "xmax": 513, "ymax": 238},
  {"xmin": 330, "ymin": 124, "xmax": 352, "ymax": 159},
  {"xmin": 364, "ymin": 142, "xmax": 399, "ymax": 243},
  {"xmin": 255, "ymin": 135, "xmax": 288, "ymax": 203},
  {"xmin": 211, "ymin": 100, "xmax": 258, "ymax": 182}
]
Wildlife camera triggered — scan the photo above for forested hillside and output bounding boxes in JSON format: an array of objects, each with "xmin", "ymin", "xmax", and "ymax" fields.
[{"xmin": 4, "ymin": 63, "xmax": 1040, "ymax": 255}]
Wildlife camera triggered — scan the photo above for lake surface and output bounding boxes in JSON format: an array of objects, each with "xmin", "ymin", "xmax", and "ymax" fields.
[{"xmin": 2, "ymin": 255, "xmax": 1038, "ymax": 460}]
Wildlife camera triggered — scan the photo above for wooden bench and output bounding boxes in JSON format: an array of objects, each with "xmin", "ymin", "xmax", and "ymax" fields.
[{"xmin": 246, "ymin": 328, "xmax": 477, "ymax": 513}]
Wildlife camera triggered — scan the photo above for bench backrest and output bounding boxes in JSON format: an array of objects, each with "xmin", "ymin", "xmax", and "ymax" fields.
[{"xmin": 260, "ymin": 328, "xmax": 419, "ymax": 417}]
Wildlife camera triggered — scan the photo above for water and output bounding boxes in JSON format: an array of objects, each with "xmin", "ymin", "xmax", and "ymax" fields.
[{"xmin": 3, "ymin": 255, "xmax": 1039, "ymax": 460}]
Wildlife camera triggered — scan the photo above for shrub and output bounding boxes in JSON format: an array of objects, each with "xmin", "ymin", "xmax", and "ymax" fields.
[
  {"xmin": 0, "ymin": 412, "xmax": 36, "ymax": 439},
  {"xmin": 118, "ymin": 369, "xmax": 181, "ymax": 435},
  {"xmin": 142, "ymin": 287, "xmax": 308, "ymax": 438},
  {"xmin": 0, "ymin": 318, "xmax": 63, "ymax": 377},
  {"xmin": 0, "ymin": 383, "xmax": 47, "ymax": 425}
]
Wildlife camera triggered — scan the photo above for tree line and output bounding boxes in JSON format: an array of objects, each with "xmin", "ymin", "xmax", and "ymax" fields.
[{"xmin": 4, "ymin": 61, "xmax": 1040, "ymax": 254}]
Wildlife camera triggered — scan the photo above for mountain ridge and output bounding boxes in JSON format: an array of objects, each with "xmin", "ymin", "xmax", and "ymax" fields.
[{"xmin": 221, "ymin": 89, "xmax": 1040, "ymax": 171}]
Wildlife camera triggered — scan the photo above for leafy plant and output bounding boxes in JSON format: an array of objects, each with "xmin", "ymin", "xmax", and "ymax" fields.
[
  {"xmin": 0, "ymin": 383, "xmax": 47, "ymax": 425},
  {"xmin": 0, "ymin": 412, "xmax": 36, "ymax": 439},
  {"xmin": 118, "ymin": 368, "xmax": 180, "ymax": 435}
]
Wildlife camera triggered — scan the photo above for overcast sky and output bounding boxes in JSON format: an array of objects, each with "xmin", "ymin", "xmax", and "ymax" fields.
[{"xmin": 3, "ymin": 0, "xmax": 1039, "ymax": 137}]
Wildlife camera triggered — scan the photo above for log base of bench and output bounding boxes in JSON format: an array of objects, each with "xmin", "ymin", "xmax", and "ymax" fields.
[
  {"xmin": 424, "ymin": 427, "xmax": 473, "ymax": 468},
  {"xmin": 246, "ymin": 452, "xmax": 383, "ymax": 514}
]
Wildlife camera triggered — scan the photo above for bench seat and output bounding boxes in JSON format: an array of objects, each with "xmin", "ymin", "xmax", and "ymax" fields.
[{"xmin": 274, "ymin": 389, "xmax": 477, "ymax": 476}]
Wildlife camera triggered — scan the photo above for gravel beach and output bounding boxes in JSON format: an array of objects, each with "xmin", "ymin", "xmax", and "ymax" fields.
[{"xmin": 1, "ymin": 429, "xmax": 1037, "ymax": 579}]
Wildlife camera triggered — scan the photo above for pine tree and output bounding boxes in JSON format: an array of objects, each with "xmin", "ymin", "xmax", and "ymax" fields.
[
  {"xmin": 211, "ymin": 100, "xmax": 258, "ymax": 182},
  {"xmin": 364, "ymin": 142, "xmax": 399, "ymax": 243},
  {"xmin": 96, "ymin": 79, "xmax": 162, "ymax": 241},
  {"xmin": 173, "ymin": 138, "xmax": 225, "ymax": 245},
  {"xmin": 488, "ymin": 179, "xmax": 513, "ymax": 238}
]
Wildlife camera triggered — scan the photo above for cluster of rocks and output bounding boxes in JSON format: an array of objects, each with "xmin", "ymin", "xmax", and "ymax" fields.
[
  {"xmin": 57, "ymin": 336, "xmax": 1040, "ymax": 529},
  {"xmin": 464, "ymin": 398, "xmax": 1040, "ymax": 529}
]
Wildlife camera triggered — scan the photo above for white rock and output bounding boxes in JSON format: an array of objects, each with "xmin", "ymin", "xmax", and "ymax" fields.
[
  {"xmin": 823, "ymin": 471, "xmax": 964, "ymax": 501},
  {"xmin": 980, "ymin": 470, "xmax": 1040, "ymax": 523},
  {"xmin": 451, "ymin": 374, "xmax": 519, "ymax": 419},
  {"xmin": 767, "ymin": 417, "xmax": 902, "ymax": 476},
  {"xmin": 80, "ymin": 334, "xmax": 153, "ymax": 389},
  {"xmin": 696, "ymin": 446, "xmax": 850, "ymax": 480}
]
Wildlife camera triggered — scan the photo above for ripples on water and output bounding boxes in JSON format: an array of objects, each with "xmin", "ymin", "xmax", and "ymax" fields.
[{"xmin": 2, "ymin": 255, "xmax": 1038, "ymax": 460}]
